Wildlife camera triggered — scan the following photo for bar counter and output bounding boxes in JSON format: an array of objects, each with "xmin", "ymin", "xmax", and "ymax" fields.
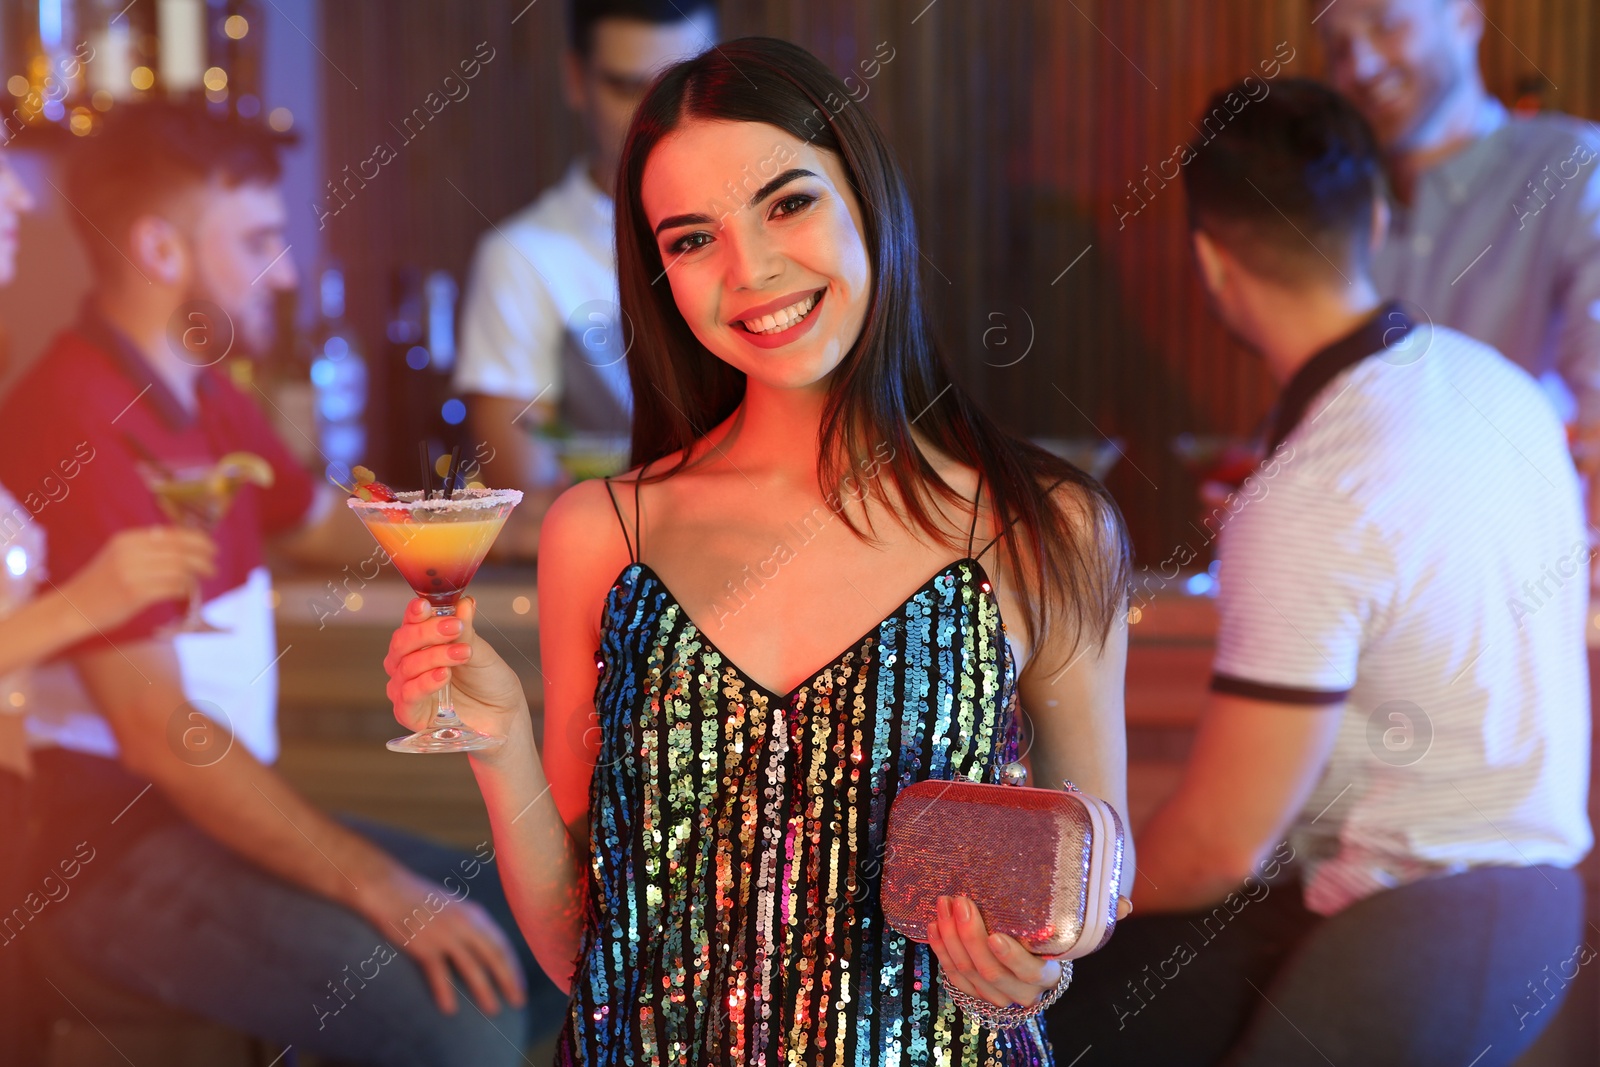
[{"xmin": 270, "ymin": 566, "xmax": 1224, "ymax": 842}]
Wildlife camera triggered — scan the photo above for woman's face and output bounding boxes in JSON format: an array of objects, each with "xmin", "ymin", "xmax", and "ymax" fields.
[
  {"xmin": 642, "ymin": 119, "xmax": 872, "ymax": 392},
  {"xmin": 0, "ymin": 150, "xmax": 34, "ymax": 285}
]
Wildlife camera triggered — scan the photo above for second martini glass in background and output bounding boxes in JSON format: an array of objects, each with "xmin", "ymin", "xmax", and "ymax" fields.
[
  {"xmin": 347, "ymin": 465, "xmax": 521, "ymax": 753},
  {"xmin": 139, "ymin": 451, "xmax": 274, "ymax": 635}
]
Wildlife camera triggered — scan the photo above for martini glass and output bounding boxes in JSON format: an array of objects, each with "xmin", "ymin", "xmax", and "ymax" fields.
[
  {"xmin": 347, "ymin": 487, "xmax": 522, "ymax": 753},
  {"xmin": 1170, "ymin": 434, "xmax": 1260, "ymax": 490},
  {"xmin": 140, "ymin": 452, "xmax": 272, "ymax": 635},
  {"xmin": 1029, "ymin": 436, "xmax": 1125, "ymax": 481}
]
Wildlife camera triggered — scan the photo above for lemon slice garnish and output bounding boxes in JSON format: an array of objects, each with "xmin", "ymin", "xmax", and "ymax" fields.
[{"xmin": 216, "ymin": 451, "xmax": 274, "ymax": 489}]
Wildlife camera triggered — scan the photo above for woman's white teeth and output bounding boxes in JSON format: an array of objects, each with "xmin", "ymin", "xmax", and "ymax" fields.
[{"xmin": 744, "ymin": 291, "xmax": 820, "ymax": 334}]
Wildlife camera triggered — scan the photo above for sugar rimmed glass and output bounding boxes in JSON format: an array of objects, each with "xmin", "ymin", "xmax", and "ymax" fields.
[{"xmin": 347, "ymin": 487, "xmax": 522, "ymax": 753}]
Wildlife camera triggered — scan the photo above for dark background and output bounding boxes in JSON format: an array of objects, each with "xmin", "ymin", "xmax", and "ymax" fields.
[{"xmin": 3, "ymin": 0, "xmax": 1597, "ymax": 559}]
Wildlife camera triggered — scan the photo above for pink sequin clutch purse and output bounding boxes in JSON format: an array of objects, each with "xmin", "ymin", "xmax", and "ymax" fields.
[{"xmin": 880, "ymin": 762, "xmax": 1126, "ymax": 960}]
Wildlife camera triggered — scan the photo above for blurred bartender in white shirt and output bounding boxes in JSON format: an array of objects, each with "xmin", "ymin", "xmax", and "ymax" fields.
[{"xmin": 454, "ymin": 0, "xmax": 717, "ymax": 558}]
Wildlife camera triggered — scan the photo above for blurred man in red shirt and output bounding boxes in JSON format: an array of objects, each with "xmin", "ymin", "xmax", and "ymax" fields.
[{"xmin": 0, "ymin": 103, "xmax": 563, "ymax": 1064}]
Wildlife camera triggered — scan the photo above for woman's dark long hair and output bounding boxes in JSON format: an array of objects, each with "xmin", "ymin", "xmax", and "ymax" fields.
[{"xmin": 614, "ymin": 37, "xmax": 1130, "ymax": 662}]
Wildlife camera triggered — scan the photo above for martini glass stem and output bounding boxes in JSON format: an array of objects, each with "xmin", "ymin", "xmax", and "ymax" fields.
[
  {"xmin": 162, "ymin": 516, "xmax": 226, "ymax": 635},
  {"xmin": 184, "ymin": 577, "xmax": 206, "ymax": 628},
  {"xmin": 430, "ymin": 605, "xmax": 468, "ymax": 739}
]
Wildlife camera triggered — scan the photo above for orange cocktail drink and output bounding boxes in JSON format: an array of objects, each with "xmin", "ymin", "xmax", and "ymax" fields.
[{"xmin": 347, "ymin": 486, "xmax": 522, "ymax": 753}]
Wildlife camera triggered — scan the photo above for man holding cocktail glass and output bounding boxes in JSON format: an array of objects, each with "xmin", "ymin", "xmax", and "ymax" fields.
[{"xmin": 0, "ymin": 102, "xmax": 563, "ymax": 1063}]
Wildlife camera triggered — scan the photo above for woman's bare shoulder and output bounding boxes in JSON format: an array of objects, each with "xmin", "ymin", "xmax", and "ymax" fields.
[
  {"xmin": 544, "ymin": 476, "xmax": 625, "ymax": 538},
  {"xmin": 539, "ymin": 475, "xmax": 643, "ymax": 599}
]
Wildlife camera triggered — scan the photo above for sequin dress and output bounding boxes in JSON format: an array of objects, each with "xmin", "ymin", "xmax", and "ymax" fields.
[{"xmin": 554, "ymin": 473, "xmax": 1054, "ymax": 1066}]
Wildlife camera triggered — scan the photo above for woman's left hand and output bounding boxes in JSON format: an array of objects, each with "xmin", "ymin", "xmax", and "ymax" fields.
[{"xmin": 927, "ymin": 894, "xmax": 1061, "ymax": 1009}]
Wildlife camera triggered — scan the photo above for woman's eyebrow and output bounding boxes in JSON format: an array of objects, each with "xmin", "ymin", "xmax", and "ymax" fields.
[
  {"xmin": 652, "ymin": 168, "xmax": 819, "ymax": 236},
  {"xmin": 746, "ymin": 167, "xmax": 817, "ymax": 208}
]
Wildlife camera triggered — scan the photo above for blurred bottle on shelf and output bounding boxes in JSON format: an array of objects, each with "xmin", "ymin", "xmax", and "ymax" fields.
[
  {"xmin": 212, "ymin": 0, "xmax": 264, "ymax": 117},
  {"xmin": 157, "ymin": 0, "xmax": 205, "ymax": 94},
  {"xmin": 386, "ymin": 266, "xmax": 427, "ymax": 483},
  {"xmin": 424, "ymin": 268, "xmax": 468, "ymax": 456},
  {"xmin": 4, "ymin": 0, "xmax": 266, "ymax": 135},
  {"xmin": 385, "ymin": 265, "xmax": 464, "ymax": 484},
  {"xmin": 311, "ymin": 264, "xmax": 368, "ymax": 485},
  {"xmin": 424, "ymin": 270, "xmax": 457, "ymax": 378},
  {"xmin": 85, "ymin": 0, "xmax": 140, "ymax": 110},
  {"xmin": 263, "ymin": 284, "xmax": 318, "ymax": 469},
  {"xmin": 4, "ymin": 0, "xmax": 91, "ymax": 137}
]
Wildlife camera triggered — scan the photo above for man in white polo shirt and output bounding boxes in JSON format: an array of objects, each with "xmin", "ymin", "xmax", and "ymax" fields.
[
  {"xmin": 1317, "ymin": 0, "xmax": 1600, "ymax": 548},
  {"xmin": 1047, "ymin": 80, "xmax": 1592, "ymax": 1067},
  {"xmin": 454, "ymin": 0, "xmax": 716, "ymax": 557}
]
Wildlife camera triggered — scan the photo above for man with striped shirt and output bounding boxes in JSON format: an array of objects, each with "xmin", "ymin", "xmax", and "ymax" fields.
[{"xmin": 1048, "ymin": 80, "xmax": 1592, "ymax": 1067}]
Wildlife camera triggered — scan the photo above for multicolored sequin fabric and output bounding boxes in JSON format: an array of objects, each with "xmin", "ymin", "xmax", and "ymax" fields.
[{"xmin": 554, "ymin": 555, "xmax": 1054, "ymax": 1065}]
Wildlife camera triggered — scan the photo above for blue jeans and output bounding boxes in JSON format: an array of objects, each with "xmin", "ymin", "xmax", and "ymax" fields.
[
  {"xmin": 37, "ymin": 807, "xmax": 571, "ymax": 1066},
  {"xmin": 1046, "ymin": 864, "xmax": 1586, "ymax": 1067}
]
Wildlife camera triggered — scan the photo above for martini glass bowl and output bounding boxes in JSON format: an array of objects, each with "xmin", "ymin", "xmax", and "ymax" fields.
[
  {"xmin": 140, "ymin": 452, "xmax": 272, "ymax": 635},
  {"xmin": 347, "ymin": 487, "xmax": 523, "ymax": 753},
  {"xmin": 1170, "ymin": 433, "xmax": 1260, "ymax": 489}
]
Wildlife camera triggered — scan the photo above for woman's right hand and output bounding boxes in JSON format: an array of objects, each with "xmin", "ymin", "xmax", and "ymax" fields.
[
  {"xmin": 384, "ymin": 595, "xmax": 529, "ymax": 741},
  {"xmin": 64, "ymin": 525, "xmax": 217, "ymax": 631}
]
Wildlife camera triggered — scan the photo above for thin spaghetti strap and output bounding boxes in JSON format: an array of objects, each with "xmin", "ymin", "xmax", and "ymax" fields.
[
  {"xmin": 965, "ymin": 472, "xmax": 985, "ymax": 559},
  {"xmin": 633, "ymin": 458, "xmax": 651, "ymax": 563},
  {"xmin": 603, "ymin": 476, "xmax": 636, "ymax": 564},
  {"xmin": 974, "ymin": 474, "xmax": 1074, "ymax": 561}
]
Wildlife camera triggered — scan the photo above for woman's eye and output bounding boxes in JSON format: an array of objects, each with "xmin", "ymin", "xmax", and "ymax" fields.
[
  {"xmin": 666, "ymin": 231, "xmax": 713, "ymax": 256},
  {"xmin": 771, "ymin": 193, "xmax": 815, "ymax": 219}
]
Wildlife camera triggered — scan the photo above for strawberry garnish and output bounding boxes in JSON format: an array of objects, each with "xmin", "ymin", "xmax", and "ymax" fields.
[{"xmin": 350, "ymin": 465, "xmax": 398, "ymax": 502}]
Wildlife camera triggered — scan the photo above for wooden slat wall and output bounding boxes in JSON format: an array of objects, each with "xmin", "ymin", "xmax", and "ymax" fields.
[{"xmin": 319, "ymin": 0, "xmax": 1600, "ymax": 560}]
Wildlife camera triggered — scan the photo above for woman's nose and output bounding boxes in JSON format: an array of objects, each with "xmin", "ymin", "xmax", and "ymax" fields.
[{"xmin": 725, "ymin": 231, "xmax": 783, "ymax": 291}]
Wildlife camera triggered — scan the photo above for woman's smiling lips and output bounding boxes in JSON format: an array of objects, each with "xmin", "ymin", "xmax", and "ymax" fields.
[{"xmin": 728, "ymin": 287, "xmax": 827, "ymax": 349}]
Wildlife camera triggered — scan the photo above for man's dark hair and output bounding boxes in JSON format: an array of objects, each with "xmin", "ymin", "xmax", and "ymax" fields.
[
  {"xmin": 1183, "ymin": 77, "xmax": 1383, "ymax": 284},
  {"xmin": 63, "ymin": 100, "xmax": 293, "ymax": 279},
  {"xmin": 567, "ymin": 0, "xmax": 716, "ymax": 59}
]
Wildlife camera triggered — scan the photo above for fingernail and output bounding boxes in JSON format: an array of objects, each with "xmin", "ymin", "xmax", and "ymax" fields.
[
  {"xmin": 988, "ymin": 933, "xmax": 1005, "ymax": 952},
  {"xmin": 958, "ymin": 897, "xmax": 972, "ymax": 922},
  {"xmin": 450, "ymin": 644, "xmax": 470, "ymax": 659},
  {"xmin": 440, "ymin": 619, "xmax": 463, "ymax": 635}
]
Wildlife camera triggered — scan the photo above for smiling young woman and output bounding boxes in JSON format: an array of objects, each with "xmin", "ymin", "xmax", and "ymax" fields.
[{"xmin": 383, "ymin": 36, "xmax": 1134, "ymax": 1066}]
